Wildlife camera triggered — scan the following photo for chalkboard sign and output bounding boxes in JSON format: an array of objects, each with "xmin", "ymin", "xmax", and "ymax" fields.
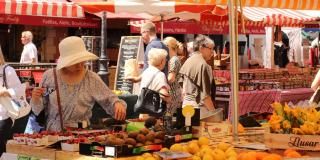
[
  {"xmin": 81, "ymin": 36, "xmax": 101, "ymax": 72},
  {"xmin": 114, "ymin": 36, "xmax": 144, "ymax": 93}
]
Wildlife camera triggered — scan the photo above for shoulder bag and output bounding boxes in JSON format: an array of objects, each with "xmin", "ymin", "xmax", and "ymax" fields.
[
  {"xmin": 0, "ymin": 65, "xmax": 31, "ymax": 120},
  {"xmin": 53, "ymin": 68, "xmax": 64, "ymax": 130},
  {"xmin": 134, "ymin": 71, "xmax": 166, "ymax": 117}
]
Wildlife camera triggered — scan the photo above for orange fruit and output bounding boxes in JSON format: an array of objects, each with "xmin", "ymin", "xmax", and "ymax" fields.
[
  {"xmin": 242, "ymin": 151, "xmax": 257, "ymax": 160},
  {"xmin": 256, "ymin": 152, "xmax": 269, "ymax": 160},
  {"xmin": 198, "ymin": 136, "xmax": 210, "ymax": 146},
  {"xmin": 188, "ymin": 142, "xmax": 200, "ymax": 154},
  {"xmin": 283, "ymin": 149, "xmax": 296, "ymax": 156},
  {"xmin": 286, "ymin": 151, "xmax": 301, "ymax": 158},
  {"xmin": 262, "ymin": 154, "xmax": 282, "ymax": 160}
]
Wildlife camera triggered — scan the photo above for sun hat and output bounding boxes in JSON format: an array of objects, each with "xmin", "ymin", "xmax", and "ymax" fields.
[{"xmin": 56, "ymin": 36, "xmax": 98, "ymax": 70}]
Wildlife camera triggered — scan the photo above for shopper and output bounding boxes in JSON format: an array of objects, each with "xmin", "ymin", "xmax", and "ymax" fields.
[
  {"xmin": 0, "ymin": 47, "xmax": 25, "ymax": 156},
  {"xmin": 126, "ymin": 48, "xmax": 171, "ymax": 116},
  {"xmin": 163, "ymin": 37, "xmax": 182, "ymax": 113},
  {"xmin": 140, "ymin": 22, "xmax": 169, "ymax": 75},
  {"xmin": 20, "ymin": 31, "xmax": 38, "ymax": 64},
  {"xmin": 30, "ymin": 36, "xmax": 126, "ymax": 132},
  {"xmin": 179, "ymin": 35, "xmax": 216, "ymax": 118}
]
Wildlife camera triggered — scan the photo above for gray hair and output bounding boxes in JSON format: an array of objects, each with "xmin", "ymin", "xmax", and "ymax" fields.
[
  {"xmin": 22, "ymin": 31, "xmax": 33, "ymax": 41},
  {"xmin": 141, "ymin": 22, "xmax": 156, "ymax": 34},
  {"xmin": 193, "ymin": 34, "xmax": 214, "ymax": 51},
  {"xmin": 148, "ymin": 48, "xmax": 168, "ymax": 67}
]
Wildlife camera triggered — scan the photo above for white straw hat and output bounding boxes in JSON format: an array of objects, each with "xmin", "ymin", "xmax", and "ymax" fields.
[{"xmin": 56, "ymin": 36, "xmax": 98, "ymax": 70}]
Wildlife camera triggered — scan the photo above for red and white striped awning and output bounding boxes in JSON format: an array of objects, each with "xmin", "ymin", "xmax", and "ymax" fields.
[
  {"xmin": 243, "ymin": 7, "xmax": 317, "ymax": 27},
  {"xmin": 0, "ymin": 0, "xmax": 84, "ymax": 18},
  {"xmin": 162, "ymin": 0, "xmax": 320, "ymax": 10}
]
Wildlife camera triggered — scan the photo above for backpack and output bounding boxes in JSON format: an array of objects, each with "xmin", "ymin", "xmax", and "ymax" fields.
[{"xmin": 0, "ymin": 65, "xmax": 31, "ymax": 120}]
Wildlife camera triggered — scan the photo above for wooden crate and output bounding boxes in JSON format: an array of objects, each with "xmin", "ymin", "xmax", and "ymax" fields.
[{"xmin": 265, "ymin": 133, "xmax": 320, "ymax": 151}]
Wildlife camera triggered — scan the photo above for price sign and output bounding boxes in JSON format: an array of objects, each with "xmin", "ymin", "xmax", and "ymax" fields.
[{"xmin": 182, "ymin": 105, "xmax": 195, "ymax": 127}]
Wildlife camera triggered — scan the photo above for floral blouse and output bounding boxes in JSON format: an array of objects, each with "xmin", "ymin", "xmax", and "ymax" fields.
[{"xmin": 30, "ymin": 69, "xmax": 125, "ymax": 132}]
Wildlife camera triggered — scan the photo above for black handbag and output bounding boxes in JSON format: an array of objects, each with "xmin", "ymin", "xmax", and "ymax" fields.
[{"xmin": 134, "ymin": 71, "xmax": 166, "ymax": 117}]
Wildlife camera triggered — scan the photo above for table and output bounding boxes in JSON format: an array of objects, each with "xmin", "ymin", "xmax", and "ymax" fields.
[{"xmin": 216, "ymin": 88, "xmax": 314, "ymax": 118}]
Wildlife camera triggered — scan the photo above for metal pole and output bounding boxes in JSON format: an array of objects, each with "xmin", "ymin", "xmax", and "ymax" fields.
[
  {"xmin": 228, "ymin": 0, "xmax": 239, "ymax": 141},
  {"xmin": 160, "ymin": 15, "xmax": 164, "ymax": 40},
  {"xmin": 98, "ymin": 11, "xmax": 109, "ymax": 86}
]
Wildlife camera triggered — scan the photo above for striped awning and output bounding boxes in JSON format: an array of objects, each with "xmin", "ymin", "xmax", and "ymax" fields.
[
  {"xmin": 0, "ymin": 0, "xmax": 84, "ymax": 18},
  {"xmin": 164, "ymin": 0, "xmax": 320, "ymax": 10}
]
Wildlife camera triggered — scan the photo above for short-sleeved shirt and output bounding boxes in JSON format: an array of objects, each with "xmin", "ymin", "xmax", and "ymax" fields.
[
  {"xmin": 143, "ymin": 38, "xmax": 169, "ymax": 75},
  {"xmin": 140, "ymin": 66, "xmax": 169, "ymax": 93},
  {"xmin": 20, "ymin": 42, "xmax": 38, "ymax": 63},
  {"xmin": 30, "ymin": 69, "xmax": 125, "ymax": 131}
]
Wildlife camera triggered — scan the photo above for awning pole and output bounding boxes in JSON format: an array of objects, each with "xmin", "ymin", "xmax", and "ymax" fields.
[
  {"xmin": 228, "ymin": 0, "xmax": 239, "ymax": 141},
  {"xmin": 98, "ymin": 10, "xmax": 109, "ymax": 85},
  {"xmin": 161, "ymin": 15, "xmax": 164, "ymax": 40}
]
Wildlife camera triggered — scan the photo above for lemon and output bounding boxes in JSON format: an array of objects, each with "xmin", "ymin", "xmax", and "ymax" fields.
[
  {"xmin": 136, "ymin": 156, "xmax": 145, "ymax": 160},
  {"xmin": 217, "ymin": 142, "xmax": 231, "ymax": 152},
  {"xmin": 188, "ymin": 142, "xmax": 200, "ymax": 154},
  {"xmin": 203, "ymin": 153, "xmax": 214, "ymax": 160},
  {"xmin": 142, "ymin": 153, "xmax": 153, "ymax": 158},
  {"xmin": 198, "ymin": 136, "xmax": 210, "ymax": 146},
  {"xmin": 170, "ymin": 144, "xmax": 183, "ymax": 152}
]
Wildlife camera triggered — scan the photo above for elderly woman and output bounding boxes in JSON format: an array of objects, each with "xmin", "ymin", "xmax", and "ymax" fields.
[
  {"xmin": 127, "ymin": 48, "xmax": 171, "ymax": 116},
  {"xmin": 179, "ymin": 35, "xmax": 215, "ymax": 118},
  {"xmin": 163, "ymin": 37, "xmax": 182, "ymax": 113},
  {"xmin": 0, "ymin": 47, "xmax": 26, "ymax": 156},
  {"xmin": 31, "ymin": 36, "xmax": 126, "ymax": 132}
]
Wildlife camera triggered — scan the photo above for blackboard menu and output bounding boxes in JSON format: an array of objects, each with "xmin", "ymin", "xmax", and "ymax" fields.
[{"xmin": 115, "ymin": 36, "xmax": 143, "ymax": 93}]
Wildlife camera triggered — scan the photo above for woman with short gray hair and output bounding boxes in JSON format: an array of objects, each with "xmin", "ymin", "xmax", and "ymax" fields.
[{"xmin": 179, "ymin": 34, "xmax": 215, "ymax": 118}]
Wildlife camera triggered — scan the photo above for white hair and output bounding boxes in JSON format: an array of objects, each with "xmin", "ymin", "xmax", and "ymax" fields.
[
  {"xmin": 148, "ymin": 48, "xmax": 168, "ymax": 67},
  {"xmin": 22, "ymin": 31, "xmax": 33, "ymax": 41}
]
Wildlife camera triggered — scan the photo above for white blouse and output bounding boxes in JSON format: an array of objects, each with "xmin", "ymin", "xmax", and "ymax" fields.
[{"xmin": 0, "ymin": 65, "xmax": 23, "ymax": 120}]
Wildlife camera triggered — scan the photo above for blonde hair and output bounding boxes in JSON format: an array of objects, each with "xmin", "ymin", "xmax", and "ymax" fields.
[
  {"xmin": 22, "ymin": 31, "xmax": 33, "ymax": 41},
  {"xmin": 148, "ymin": 48, "xmax": 168, "ymax": 67},
  {"xmin": 163, "ymin": 37, "xmax": 179, "ymax": 51},
  {"xmin": 0, "ymin": 46, "xmax": 6, "ymax": 65}
]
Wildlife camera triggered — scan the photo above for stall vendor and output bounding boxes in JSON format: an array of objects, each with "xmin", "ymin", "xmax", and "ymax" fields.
[{"xmin": 31, "ymin": 36, "xmax": 126, "ymax": 132}]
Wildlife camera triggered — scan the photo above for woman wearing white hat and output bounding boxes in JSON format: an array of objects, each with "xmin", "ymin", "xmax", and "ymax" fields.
[{"xmin": 31, "ymin": 36, "xmax": 126, "ymax": 132}]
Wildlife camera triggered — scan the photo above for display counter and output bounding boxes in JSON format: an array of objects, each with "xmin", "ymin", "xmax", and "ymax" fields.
[{"xmin": 6, "ymin": 143, "xmax": 136, "ymax": 160}]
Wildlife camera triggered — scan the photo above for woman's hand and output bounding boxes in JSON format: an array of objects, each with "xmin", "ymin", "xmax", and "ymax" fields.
[
  {"xmin": 31, "ymin": 87, "xmax": 45, "ymax": 102},
  {"xmin": 125, "ymin": 76, "xmax": 141, "ymax": 83},
  {"xmin": 114, "ymin": 101, "xmax": 126, "ymax": 120},
  {"xmin": 0, "ymin": 90, "xmax": 11, "ymax": 97},
  {"xmin": 167, "ymin": 72, "xmax": 176, "ymax": 84}
]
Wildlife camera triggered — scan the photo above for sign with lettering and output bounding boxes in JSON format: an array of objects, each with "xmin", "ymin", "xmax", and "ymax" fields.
[
  {"xmin": 0, "ymin": 14, "xmax": 100, "ymax": 28},
  {"xmin": 265, "ymin": 133, "xmax": 320, "ymax": 151},
  {"xmin": 114, "ymin": 36, "xmax": 144, "ymax": 93}
]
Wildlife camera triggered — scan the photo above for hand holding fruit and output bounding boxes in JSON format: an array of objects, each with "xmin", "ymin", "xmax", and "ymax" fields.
[{"xmin": 114, "ymin": 101, "xmax": 126, "ymax": 120}]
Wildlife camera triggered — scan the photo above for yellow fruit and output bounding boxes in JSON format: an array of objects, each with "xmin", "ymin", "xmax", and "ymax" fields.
[
  {"xmin": 243, "ymin": 151, "xmax": 257, "ymax": 160},
  {"xmin": 228, "ymin": 156, "xmax": 237, "ymax": 160},
  {"xmin": 217, "ymin": 142, "xmax": 231, "ymax": 151},
  {"xmin": 226, "ymin": 150, "xmax": 237, "ymax": 158},
  {"xmin": 145, "ymin": 157, "xmax": 156, "ymax": 160},
  {"xmin": 160, "ymin": 148, "xmax": 169, "ymax": 152},
  {"xmin": 286, "ymin": 151, "xmax": 301, "ymax": 158},
  {"xmin": 200, "ymin": 147, "xmax": 213, "ymax": 158},
  {"xmin": 182, "ymin": 145, "xmax": 190, "ymax": 153},
  {"xmin": 142, "ymin": 153, "xmax": 153, "ymax": 158},
  {"xmin": 198, "ymin": 136, "xmax": 210, "ymax": 146},
  {"xmin": 203, "ymin": 153, "xmax": 214, "ymax": 160},
  {"xmin": 136, "ymin": 156, "xmax": 145, "ymax": 160},
  {"xmin": 188, "ymin": 142, "xmax": 200, "ymax": 154},
  {"xmin": 213, "ymin": 149, "xmax": 226, "ymax": 160},
  {"xmin": 225, "ymin": 147, "xmax": 235, "ymax": 154},
  {"xmin": 153, "ymin": 154, "xmax": 161, "ymax": 160},
  {"xmin": 238, "ymin": 123, "xmax": 245, "ymax": 133},
  {"xmin": 201, "ymin": 145, "xmax": 210, "ymax": 149},
  {"xmin": 170, "ymin": 144, "xmax": 183, "ymax": 152},
  {"xmin": 192, "ymin": 155, "xmax": 201, "ymax": 160}
]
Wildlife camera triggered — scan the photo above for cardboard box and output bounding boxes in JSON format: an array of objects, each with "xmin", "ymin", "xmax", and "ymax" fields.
[
  {"xmin": 265, "ymin": 132, "xmax": 320, "ymax": 151},
  {"xmin": 196, "ymin": 122, "xmax": 231, "ymax": 138}
]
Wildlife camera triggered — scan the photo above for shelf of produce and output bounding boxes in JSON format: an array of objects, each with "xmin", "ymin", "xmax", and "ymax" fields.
[
  {"xmin": 6, "ymin": 143, "xmax": 56, "ymax": 159},
  {"xmin": 55, "ymin": 150, "xmax": 137, "ymax": 160}
]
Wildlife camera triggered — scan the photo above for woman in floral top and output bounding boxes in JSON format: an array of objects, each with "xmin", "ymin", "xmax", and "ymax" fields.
[
  {"xmin": 163, "ymin": 37, "xmax": 182, "ymax": 113},
  {"xmin": 31, "ymin": 37, "xmax": 126, "ymax": 132}
]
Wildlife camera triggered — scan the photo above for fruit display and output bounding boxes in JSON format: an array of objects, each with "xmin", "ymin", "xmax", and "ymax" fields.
[
  {"xmin": 269, "ymin": 102, "xmax": 320, "ymax": 135},
  {"xmin": 139, "ymin": 136, "xmax": 238, "ymax": 160},
  {"xmin": 238, "ymin": 149, "xmax": 306, "ymax": 160}
]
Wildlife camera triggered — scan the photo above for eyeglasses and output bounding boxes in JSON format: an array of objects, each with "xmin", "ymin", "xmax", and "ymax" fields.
[{"xmin": 203, "ymin": 46, "xmax": 214, "ymax": 52}]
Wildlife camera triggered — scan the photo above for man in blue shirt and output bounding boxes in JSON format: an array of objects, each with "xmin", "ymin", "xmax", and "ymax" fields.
[{"xmin": 140, "ymin": 22, "xmax": 169, "ymax": 75}]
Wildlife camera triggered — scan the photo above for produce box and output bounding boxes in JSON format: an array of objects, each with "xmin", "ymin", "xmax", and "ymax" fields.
[
  {"xmin": 79, "ymin": 142, "xmax": 162, "ymax": 157},
  {"xmin": 193, "ymin": 122, "xmax": 231, "ymax": 138},
  {"xmin": 265, "ymin": 132, "xmax": 320, "ymax": 151}
]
